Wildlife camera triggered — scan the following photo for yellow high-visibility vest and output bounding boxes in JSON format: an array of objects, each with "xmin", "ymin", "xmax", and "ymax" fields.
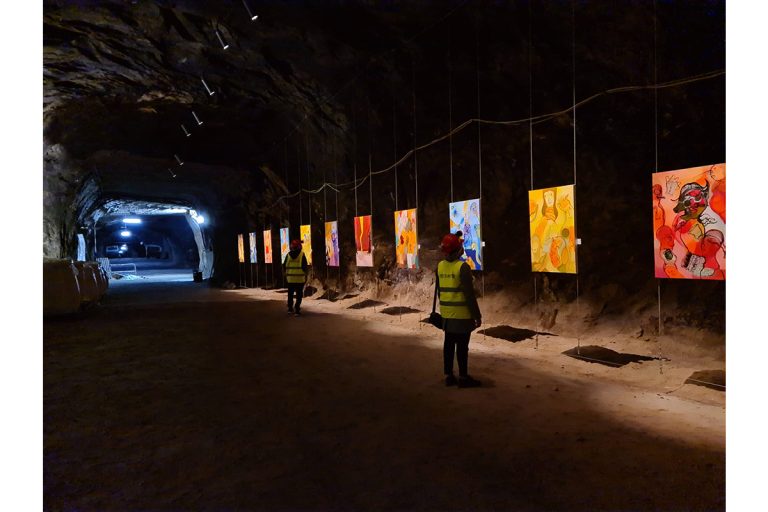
[
  {"xmin": 285, "ymin": 253, "xmax": 306, "ymax": 284},
  {"xmin": 437, "ymin": 259, "xmax": 472, "ymax": 319}
]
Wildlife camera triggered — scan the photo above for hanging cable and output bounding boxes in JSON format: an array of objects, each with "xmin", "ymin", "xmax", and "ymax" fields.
[
  {"xmin": 448, "ymin": 48, "xmax": 454, "ymax": 202},
  {"xmin": 353, "ymin": 109, "xmax": 358, "ymax": 217},
  {"xmin": 265, "ymin": 69, "xmax": 724, "ymax": 209},
  {"xmin": 297, "ymin": 138, "xmax": 303, "ymax": 225},
  {"xmin": 412, "ymin": 58, "xmax": 418, "ymax": 210},
  {"xmin": 476, "ymin": 16, "xmax": 486, "ymax": 307},
  {"xmin": 572, "ymin": 0, "xmax": 581, "ymax": 355}
]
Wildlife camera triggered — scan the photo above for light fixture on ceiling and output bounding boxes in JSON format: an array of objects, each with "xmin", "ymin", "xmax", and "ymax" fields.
[
  {"xmin": 189, "ymin": 209, "xmax": 205, "ymax": 224},
  {"xmin": 181, "ymin": 124, "xmax": 191, "ymax": 137},
  {"xmin": 120, "ymin": 230, "xmax": 132, "ymax": 237},
  {"xmin": 192, "ymin": 111, "xmax": 204, "ymax": 126},
  {"xmin": 168, "ymin": 168, "xmax": 177, "ymax": 178},
  {"xmin": 242, "ymin": 0, "xmax": 258, "ymax": 21},
  {"xmin": 214, "ymin": 28, "xmax": 230, "ymax": 50},
  {"xmin": 123, "ymin": 218, "xmax": 142, "ymax": 224},
  {"xmin": 201, "ymin": 77, "xmax": 215, "ymax": 96},
  {"xmin": 174, "ymin": 154, "xmax": 184, "ymax": 166}
]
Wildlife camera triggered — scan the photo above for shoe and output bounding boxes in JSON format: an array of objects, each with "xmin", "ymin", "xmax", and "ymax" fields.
[
  {"xmin": 445, "ymin": 374, "xmax": 457, "ymax": 386},
  {"xmin": 458, "ymin": 375, "xmax": 481, "ymax": 388},
  {"xmin": 288, "ymin": 307, "xmax": 294, "ymax": 314},
  {"xmin": 294, "ymin": 310, "xmax": 301, "ymax": 317}
]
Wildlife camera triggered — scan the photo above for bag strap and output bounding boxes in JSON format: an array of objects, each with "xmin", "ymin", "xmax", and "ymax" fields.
[{"xmin": 432, "ymin": 269, "xmax": 439, "ymax": 314}]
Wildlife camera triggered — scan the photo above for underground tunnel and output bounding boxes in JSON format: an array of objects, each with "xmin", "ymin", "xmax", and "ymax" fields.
[{"xmin": 38, "ymin": 1, "xmax": 729, "ymax": 510}]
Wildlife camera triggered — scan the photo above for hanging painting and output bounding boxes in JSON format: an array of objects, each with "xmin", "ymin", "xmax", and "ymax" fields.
[
  {"xmin": 263, "ymin": 229, "xmax": 273, "ymax": 264},
  {"xmin": 394, "ymin": 208, "xmax": 419, "ymax": 269},
  {"xmin": 528, "ymin": 185, "xmax": 577, "ymax": 273},
  {"xmin": 248, "ymin": 232, "xmax": 258, "ymax": 264},
  {"xmin": 652, "ymin": 163, "xmax": 725, "ymax": 280},
  {"xmin": 237, "ymin": 234, "xmax": 245, "ymax": 263},
  {"xmin": 300, "ymin": 224, "xmax": 312, "ymax": 265},
  {"xmin": 325, "ymin": 221, "xmax": 340, "ymax": 267},
  {"xmin": 280, "ymin": 227, "xmax": 290, "ymax": 263},
  {"xmin": 354, "ymin": 215, "xmax": 373, "ymax": 267},
  {"xmin": 449, "ymin": 198, "xmax": 483, "ymax": 270}
]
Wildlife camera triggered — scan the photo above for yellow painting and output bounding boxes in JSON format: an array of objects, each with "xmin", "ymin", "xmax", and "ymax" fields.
[
  {"xmin": 394, "ymin": 208, "xmax": 418, "ymax": 269},
  {"xmin": 528, "ymin": 185, "xmax": 577, "ymax": 273},
  {"xmin": 300, "ymin": 224, "xmax": 312, "ymax": 265},
  {"xmin": 237, "ymin": 234, "xmax": 245, "ymax": 263},
  {"xmin": 263, "ymin": 230, "xmax": 273, "ymax": 264}
]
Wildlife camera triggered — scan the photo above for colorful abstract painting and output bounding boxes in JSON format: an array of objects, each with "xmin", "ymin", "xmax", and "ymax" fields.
[
  {"xmin": 280, "ymin": 228, "xmax": 290, "ymax": 263},
  {"xmin": 652, "ymin": 163, "xmax": 725, "ymax": 280},
  {"xmin": 449, "ymin": 198, "xmax": 483, "ymax": 270},
  {"xmin": 354, "ymin": 215, "xmax": 373, "ymax": 267},
  {"xmin": 394, "ymin": 208, "xmax": 418, "ymax": 269},
  {"xmin": 237, "ymin": 234, "xmax": 245, "ymax": 263},
  {"xmin": 325, "ymin": 221, "xmax": 339, "ymax": 267},
  {"xmin": 528, "ymin": 185, "xmax": 577, "ymax": 273},
  {"xmin": 300, "ymin": 224, "xmax": 312, "ymax": 265},
  {"xmin": 263, "ymin": 230, "xmax": 273, "ymax": 264},
  {"xmin": 248, "ymin": 232, "xmax": 258, "ymax": 264}
]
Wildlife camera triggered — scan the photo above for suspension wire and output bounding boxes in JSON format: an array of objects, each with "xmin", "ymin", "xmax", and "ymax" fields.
[
  {"xmin": 336, "ymin": 147, "xmax": 341, "ymax": 287},
  {"xmin": 324, "ymin": 156, "xmax": 329, "ymax": 283},
  {"xmin": 306, "ymin": 133, "xmax": 311, "ymax": 226},
  {"xmin": 654, "ymin": 0, "xmax": 664, "ymax": 375},
  {"xmin": 369, "ymin": 103, "xmax": 374, "ymax": 218},
  {"xmin": 448, "ymin": 48, "xmax": 454, "ymax": 202},
  {"xmin": 476, "ymin": 16, "xmax": 486, "ymax": 315},
  {"xmin": 412, "ymin": 57, "xmax": 418, "ymax": 211},
  {"xmin": 572, "ymin": 0, "xmax": 581, "ymax": 356},
  {"xmin": 393, "ymin": 91, "xmax": 398, "ymax": 211},
  {"xmin": 265, "ymin": 69, "xmax": 725, "ymax": 209},
  {"xmin": 529, "ymin": 0, "xmax": 539, "ymax": 350},
  {"xmin": 353, "ymin": 109, "xmax": 359, "ymax": 217},
  {"xmin": 297, "ymin": 138, "xmax": 303, "ymax": 225}
]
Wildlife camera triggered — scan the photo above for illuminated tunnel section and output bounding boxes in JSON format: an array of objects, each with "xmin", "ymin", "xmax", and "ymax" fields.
[{"xmin": 90, "ymin": 201, "xmax": 213, "ymax": 282}]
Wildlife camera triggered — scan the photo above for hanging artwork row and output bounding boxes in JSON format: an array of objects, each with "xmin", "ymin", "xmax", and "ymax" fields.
[
  {"xmin": 325, "ymin": 221, "xmax": 340, "ymax": 267},
  {"xmin": 394, "ymin": 208, "xmax": 419, "ymax": 269},
  {"xmin": 248, "ymin": 232, "xmax": 258, "ymax": 264},
  {"xmin": 528, "ymin": 185, "xmax": 577, "ymax": 274},
  {"xmin": 280, "ymin": 227, "xmax": 290, "ymax": 263},
  {"xmin": 300, "ymin": 224, "xmax": 313, "ymax": 265},
  {"xmin": 652, "ymin": 163, "xmax": 725, "ymax": 280},
  {"xmin": 449, "ymin": 198, "xmax": 482, "ymax": 270},
  {"xmin": 354, "ymin": 215, "xmax": 373, "ymax": 267},
  {"xmin": 237, "ymin": 234, "xmax": 245, "ymax": 263},
  {"xmin": 263, "ymin": 229, "xmax": 273, "ymax": 264}
]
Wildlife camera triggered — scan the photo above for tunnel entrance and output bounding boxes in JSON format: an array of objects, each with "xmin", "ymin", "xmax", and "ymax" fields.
[{"xmin": 95, "ymin": 208, "xmax": 207, "ymax": 283}]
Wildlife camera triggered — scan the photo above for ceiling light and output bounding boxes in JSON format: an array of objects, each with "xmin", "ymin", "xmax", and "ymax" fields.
[
  {"xmin": 168, "ymin": 168, "xmax": 177, "ymax": 178},
  {"xmin": 123, "ymin": 218, "xmax": 142, "ymax": 224},
  {"xmin": 174, "ymin": 154, "xmax": 184, "ymax": 166},
  {"xmin": 181, "ymin": 124, "xmax": 191, "ymax": 137},
  {"xmin": 214, "ymin": 28, "xmax": 230, "ymax": 50},
  {"xmin": 201, "ymin": 78, "xmax": 215, "ymax": 96},
  {"xmin": 242, "ymin": 0, "xmax": 258, "ymax": 21},
  {"xmin": 120, "ymin": 230, "xmax": 131, "ymax": 237},
  {"xmin": 192, "ymin": 111, "xmax": 203, "ymax": 126}
]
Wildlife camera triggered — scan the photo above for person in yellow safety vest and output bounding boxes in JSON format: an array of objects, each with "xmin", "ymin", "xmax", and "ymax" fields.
[
  {"xmin": 283, "ymin": 239, "xmax": 309, "ymax": 316},
  {"xmin": 437, "ymin": 232, "xmax": 482, "ymax": 388}
]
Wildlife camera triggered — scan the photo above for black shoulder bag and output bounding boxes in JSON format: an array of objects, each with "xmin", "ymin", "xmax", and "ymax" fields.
[{"xmin": 428, "ymin": 271, "xmax": 443, "ymax": 329}]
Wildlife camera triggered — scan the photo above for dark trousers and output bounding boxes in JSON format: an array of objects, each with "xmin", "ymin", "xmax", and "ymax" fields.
[
  {"xmin": 444, "ymin": 331, "xmax": 471, "ymax": 376},
  {"xmin": 287, "ymin": 283, "xmax": 304, "ymax": 311}
]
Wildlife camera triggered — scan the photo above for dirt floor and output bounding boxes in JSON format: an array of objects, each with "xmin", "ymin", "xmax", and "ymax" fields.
[{"xmin": 44, "ymin": 279, "xmax": 725, "ymax": 511}]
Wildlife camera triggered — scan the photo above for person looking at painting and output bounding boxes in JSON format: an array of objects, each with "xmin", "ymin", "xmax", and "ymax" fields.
[
  {"xmin": 437, "ymin": 232, "xmax": 482, "ymax": 388},
  {"xmin": 283, "ymin": 239, "xmax": 308, "ymax": 316}
]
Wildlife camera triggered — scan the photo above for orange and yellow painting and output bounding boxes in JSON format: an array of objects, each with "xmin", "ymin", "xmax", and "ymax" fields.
[
  {"xmin": 354, "ymin": 215, "xmax": 373, "ymax": 267},
  {"xmin": 394, "ymin": 208, "xmax": 418, "ymax": 269},
  {"xmin": 528, "ymin": 185, "xmax": 577, "ymax": 273},
  {"xmin": 279, "ymin": 228, "xmax": 290, "ymax": 263},
  {"xmin": 652, "ymin": 163, "xmax": 725, "ymax": 280},
  {"xmin": 237, "ymin": 234, "xmax": 245, "ymax": 263},
  {"xmin": 263, "ymin": 229, "xmax": 273, "ymax": 264},
  {"xmin": 300, "ymin": 224, "xmax": 312, "ymax": 265}
]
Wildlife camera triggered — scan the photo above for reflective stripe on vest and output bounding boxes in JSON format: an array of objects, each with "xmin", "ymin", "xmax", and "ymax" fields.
[
  {"xmin": 285, "ymin": 253, "xmax": 306, "ymax": 283},
  {"xmin": 437, "ymin": 259, "xmax": 472, "ymax": 319}
]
